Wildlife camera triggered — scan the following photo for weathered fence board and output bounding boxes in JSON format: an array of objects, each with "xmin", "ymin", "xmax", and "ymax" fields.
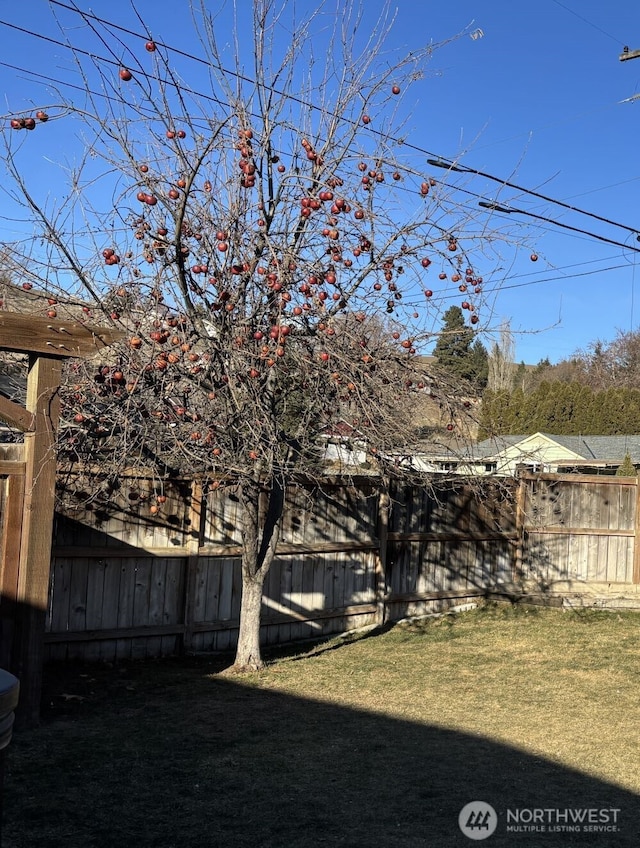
[
  {"xmin": 521, "ymin": 474, "xmax": 636, "ymax": 587},
  {"xmin": 37, "ymin": 473, "xmax": 640, "ymax": 662}
]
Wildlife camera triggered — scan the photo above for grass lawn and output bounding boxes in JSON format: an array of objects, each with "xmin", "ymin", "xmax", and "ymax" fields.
[{"xmin": 4, "ymin": 602, "xmax": 640, "ymax": 847}]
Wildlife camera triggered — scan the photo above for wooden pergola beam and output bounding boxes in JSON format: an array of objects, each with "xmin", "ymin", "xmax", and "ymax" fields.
[
  {"xmin": 0, "ymin": 312, "xmax": 123, "ymax": 358},
  {"xmin": 0, "ymin": 396, "xmax": 34, "ymax": 432}
]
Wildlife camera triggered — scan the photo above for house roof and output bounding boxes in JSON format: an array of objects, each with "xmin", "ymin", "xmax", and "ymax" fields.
[{"xmin": 473, "ymin": 432, "xmax": 640, "ymax": 463}]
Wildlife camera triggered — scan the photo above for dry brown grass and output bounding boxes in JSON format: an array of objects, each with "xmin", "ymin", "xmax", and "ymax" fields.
[{"xmin": 4, "ymin": 602, "xmax": 640, "ymax": 847}]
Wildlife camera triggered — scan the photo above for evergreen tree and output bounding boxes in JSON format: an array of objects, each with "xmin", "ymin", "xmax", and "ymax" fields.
[
  {"xmin": 477, "ymin": 381, "xmax": 640, "ymax": 437},
  {"xmin": 616, "ymin": 452, "xmax": 636, "ymax": 477},
  {"xmin": 512, "ymin": 361, "xmax": 528, "ymax": 392},
  {"xmin": 469, "ymin": 339, "xmax": 489, "ymax": 390},
  {"xmin": 433, "ymin": 306, "xmax": 488, "ymax": 390}
]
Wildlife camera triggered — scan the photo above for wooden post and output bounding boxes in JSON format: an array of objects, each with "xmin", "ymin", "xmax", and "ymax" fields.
[
  {"xmin": 0, "ymin": 463, "xmax": 26, "ymax": 670},
  {"xmin": 375, "ymin": 482, "xmax": 390, "ymax": 625},
  {"xmin": 182, "ymin": 479, "xmax": 203, "ymax": 653},
  {"xmin": 514, "ymin": 475, "xmax": 528, "ymax": 586},
  {"xmin": 0, "ymin": 313, "xmax": 124, "ymax": 726},
  {"xmin": 632, "ymin": 477, "xmax": 640, "ymax": 585},
  {"xmin": 14, "ymin": 354, "xmax": 61, "ymax": 726}
]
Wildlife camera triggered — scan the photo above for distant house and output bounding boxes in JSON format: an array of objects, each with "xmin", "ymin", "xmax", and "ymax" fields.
[
  {"xmin": 320, "ymin": 421, "xmax": 370, "ymax": 469},
  {"xmin": 411, "ymin": 432, "xmax": 640, "ymax": 477}
]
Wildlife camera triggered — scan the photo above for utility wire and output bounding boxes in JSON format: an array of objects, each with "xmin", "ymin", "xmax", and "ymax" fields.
[
  {"xmin": 548, "ymin": 0, "xmax": 624, "ymax": 45},
  {"xmin": 7, "ymin": 7, "xmax": 640, "ymax": 241},
  {"xmin": 1, "ymin": 9, "xmax": 639, "ymax": 263}
]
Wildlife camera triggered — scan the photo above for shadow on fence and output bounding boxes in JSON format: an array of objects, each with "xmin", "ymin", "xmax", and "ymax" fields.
[{"xmin": 25, "ymin": 472, "xmax": 640, "ymax": 665}]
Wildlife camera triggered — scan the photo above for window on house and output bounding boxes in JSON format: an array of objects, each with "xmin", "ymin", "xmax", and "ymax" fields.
[{"xmin": 484, "ymin": 462, "xmax": 497, "ymax": 472}]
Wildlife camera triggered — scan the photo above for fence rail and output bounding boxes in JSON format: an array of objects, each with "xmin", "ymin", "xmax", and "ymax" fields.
[{"xmin": 33, "ymin": 472, "xmax": 640, "ymax": 662}]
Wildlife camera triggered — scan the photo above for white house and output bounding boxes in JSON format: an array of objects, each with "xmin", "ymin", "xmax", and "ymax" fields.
[{"xmin": 412, "ymin": 432, "xmax": 640, "ymax": 477}]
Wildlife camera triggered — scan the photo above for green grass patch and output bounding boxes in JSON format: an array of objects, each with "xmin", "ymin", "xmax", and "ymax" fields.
[{"xmin": 4, "ymin": 603, "xmax": 640, "ymax": 847}]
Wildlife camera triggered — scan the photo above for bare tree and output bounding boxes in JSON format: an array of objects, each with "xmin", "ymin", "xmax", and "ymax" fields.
[
  {"xmin": 487, "ymin": 320, "xmax": 516, "ymax": 392},
  {"xmin": 1, "ymin": 0, "xmax": 525, "ymax": 670}
]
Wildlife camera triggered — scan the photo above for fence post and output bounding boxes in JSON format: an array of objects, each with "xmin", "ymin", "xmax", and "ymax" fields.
[
  {"xmin": 375, "ymin": 481, "xmax": 390, "ymax": 625},
  {"xmin": 182, "ymin": 479, "xmax": 203, "ymax": 652},
  {"xmin": 633, "ymin": 477, "xmax": 640, "ymax": 585},
  {"xmin": 514, "ymin": 474, "xmax": 528, "ymax": 588}
]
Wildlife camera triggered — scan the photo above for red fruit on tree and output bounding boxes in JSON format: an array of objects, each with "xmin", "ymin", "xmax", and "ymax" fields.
[
  {"xmin": 119, "ymin": 68, "xmax": 133, "ymax": 81},
  {"xmin": 145, "ymin": 40, "xmax": 157, "ymax": 52},
  {"xmin": 36, "ymin": 111, "xmax": 49, "ymax": 122}
]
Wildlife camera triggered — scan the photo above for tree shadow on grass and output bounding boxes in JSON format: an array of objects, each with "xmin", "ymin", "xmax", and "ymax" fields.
[{"xmin": 4, "ymin": 662, "xmax": 638, "ymax": 848}]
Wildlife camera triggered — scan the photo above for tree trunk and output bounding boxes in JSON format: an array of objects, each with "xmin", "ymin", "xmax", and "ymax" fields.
[
  {"xmin": 232, "ymin": 474, "xmax": 286, "ymax": 671},
  {"xmin": 234, "ymin": 570, "xmax": 267, "ymax": 671}
]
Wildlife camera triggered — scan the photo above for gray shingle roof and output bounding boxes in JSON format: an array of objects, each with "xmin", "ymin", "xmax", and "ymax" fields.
[
  {"xmin": 473, "ymin": 432, "xmax": 640, "ymax": 463},
  {"xmin": 543, "ymin": 433, "xmax": 640, "ymax": 462}
]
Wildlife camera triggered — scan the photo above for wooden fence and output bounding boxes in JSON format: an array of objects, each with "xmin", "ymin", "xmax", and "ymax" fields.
[
  {"xmin": 520, "ymin": 472, "xmax": 639, "ymax": 587},
  {"xmin": 39, "ymin": 471, "xmax": 640, "ymax": 662}
]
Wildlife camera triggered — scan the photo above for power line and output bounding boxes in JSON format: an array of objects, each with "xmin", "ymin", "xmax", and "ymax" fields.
[
  {"xmin": 11, "ymin": 6, "xmax": 640, "ymax": 241},
  {"xmin": 51, "ymin": 8, "xmax": 640, "ymax": 237},
  {"xmin": 426, "ymin": 157, "xmax": 639, "ymax": 236},
  {"xmin": 439, "ymin": 181, "xmax": 640, "ymax": 256},
  {"xmin": 548, "ymin": 0, "xmax": 624, "ymax": 46},
  {"xmin": 1, "ymin": 8, "xmax": 639, "ymax": 261}
]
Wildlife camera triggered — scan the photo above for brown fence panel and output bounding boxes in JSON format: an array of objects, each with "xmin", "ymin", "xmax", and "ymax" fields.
[
  {"xmin": 522, "ymin": 474, "xmax": 637, "ymax": 588},
  {"xmin": 385, "ymin": 478, "xmax": 518, "ymax": 621}
]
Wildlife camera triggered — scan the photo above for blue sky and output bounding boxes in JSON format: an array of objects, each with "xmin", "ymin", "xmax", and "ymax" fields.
[{"xmin": 1, "ymin": 0, "xmax": 639, "ymax": 364}]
